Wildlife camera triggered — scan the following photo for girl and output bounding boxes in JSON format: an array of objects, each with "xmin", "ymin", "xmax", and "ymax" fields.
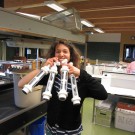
[{"xmin": 18, "ymin": 40, "xmax": 107, "ymax": 135}]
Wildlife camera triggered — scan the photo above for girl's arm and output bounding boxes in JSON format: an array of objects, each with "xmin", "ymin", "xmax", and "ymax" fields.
[
  {"xmin": 18, "ymin": 69, "xmax": 41, "ymax": 88},
  {"xmin": 18, "ymin": 57, "xmax": 58, "ymax": 88},
  {"xmin": 79, "ymin": 69, "xmax": 108, "ymax": 100}
]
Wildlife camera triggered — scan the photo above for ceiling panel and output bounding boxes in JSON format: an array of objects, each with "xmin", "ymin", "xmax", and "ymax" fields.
[{"xmin": 3, "ymin": 0, "xmax": 135, "ymax": 34}]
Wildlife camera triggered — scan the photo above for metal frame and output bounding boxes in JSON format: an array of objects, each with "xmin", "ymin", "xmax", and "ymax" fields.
[{"xmin": 0, "ymin": 7, "xmax": 85, "ymax": 44}]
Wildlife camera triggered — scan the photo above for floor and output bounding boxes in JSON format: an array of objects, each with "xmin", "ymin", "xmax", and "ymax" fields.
[
  {"xmin": 9, "ymin": 98, "xmax": 135, "ymax": 135},
  {"xmin": 81, "ymin": 98, "xmax": 135, "ymax": 135}
]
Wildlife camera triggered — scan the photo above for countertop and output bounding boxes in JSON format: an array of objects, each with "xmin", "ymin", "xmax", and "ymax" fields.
[{"xmin": 0, "ymin": 88, "xmax": 47, "ymax": 134}]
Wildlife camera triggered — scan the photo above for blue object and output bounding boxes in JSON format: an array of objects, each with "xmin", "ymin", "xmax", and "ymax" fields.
[{"xmin": 29, "ymin": 116, "xmax": 46, "ymax": 135}]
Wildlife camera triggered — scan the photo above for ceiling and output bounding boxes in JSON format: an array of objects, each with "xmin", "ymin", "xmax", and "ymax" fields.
[{"xmin": 3, "ymin": 0, "xmax": 135, "ymax": 34}]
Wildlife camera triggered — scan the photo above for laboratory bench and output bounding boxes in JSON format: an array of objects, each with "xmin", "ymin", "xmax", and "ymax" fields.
[
  {"xmin": 92, "ymin": 71, "xmax": 135, "ymax": 133},
  {"xmin": 0, "ymin": 79, "xmax": 13, "ymax": 92},
  {"xmin": 0, "ymin": 82, "xmax": 47, "ymax": 135}
]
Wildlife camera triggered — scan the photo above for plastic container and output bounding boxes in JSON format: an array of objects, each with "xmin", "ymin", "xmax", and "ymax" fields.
[
  {"xmin": 85, "ymin": 64, "xmax": 93, "ymax": 75},
  {"xmin": 29, "ymin": 116, "xmax": 46, "ymax": 135},
  {"xmin": 13, "ymin": 73, "xmax": 42, "ymax": 108},
  {"xmin": 94, "ymin": 100, "xmax": 114, "ymax": 127},
  {"xmin": 115, "ymin": 107, "xmax": 135, "ymax": 132},
  {"xmin": 95, "ymin": 106, "xmax": 114, "ymax": 127},
  {"xmin": 94, "ymin": 65, "xmax": 100, "ymax": 75},
  {"xmin": 32, "ymin": 60, "xmax": 41, "ymax": 70}
]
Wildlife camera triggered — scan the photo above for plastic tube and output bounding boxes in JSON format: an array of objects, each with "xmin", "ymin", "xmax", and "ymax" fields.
[
  {"xmin": 22, "ymin": 65, "xmax": 50, "ymax": 94},
  {"xmin": 70, "ymin": 74, "xmax": 81, "ymax": 105},
  {"xmin": 58, "ymin": 59, "xmax": 68, "ymax": 101},
  {"xmin": 42, "ymin": 63, "xmax": 58, "ymax": 100}
]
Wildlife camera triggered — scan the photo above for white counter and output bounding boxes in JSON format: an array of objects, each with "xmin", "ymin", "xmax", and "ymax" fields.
[{"xmin": 101, "ymin": 71, "xmax": 135, "ymax": 98}]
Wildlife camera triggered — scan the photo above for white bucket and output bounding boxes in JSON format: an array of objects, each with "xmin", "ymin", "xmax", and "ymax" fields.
[{"xmin": 13, "ymin": 73, "xmax": 42, "ymax": 108}]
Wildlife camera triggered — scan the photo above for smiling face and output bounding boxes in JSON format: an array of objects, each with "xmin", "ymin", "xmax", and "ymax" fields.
[
  {"xmin": 46, "ymin": 40, "xmax": 81, "ymax": 68},
  {"xmin": 55, "ymin": 43, "xmax": 70, "ymax": 64}
]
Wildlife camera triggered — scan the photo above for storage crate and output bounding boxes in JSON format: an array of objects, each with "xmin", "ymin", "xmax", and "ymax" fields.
[
  {"xmin": 115, "ymin": 107, "xmax": 135, "ymax": 132},
  {"xmin": 94, "ymin": 101, "xmax": 114, "ymax": 127}
]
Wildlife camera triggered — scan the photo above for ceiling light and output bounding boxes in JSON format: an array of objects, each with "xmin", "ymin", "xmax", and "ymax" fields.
[
  {"xmin": 44, "ymin": 0, "xmax": 66, "ymax": 12},
  {"xmin": 91, "ymin": 32, "xmax": 94, "ymax": 34},
  {"xmin": 81, "ymin": 19, "xmax": 94, "ymax": 27},
  {"xmin": 17, "ymin": 12, "xmax": 41, "ymax": 20},
  {"xmin": 94, "ymin": 28, "xmax": 104, "ymax": 33}
]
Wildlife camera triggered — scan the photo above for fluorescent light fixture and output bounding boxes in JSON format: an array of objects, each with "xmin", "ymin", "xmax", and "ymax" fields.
[
  {"xmin": 94, "ymin": 28, "xmax": 104, "ymax": 33},
  {"xmin": 17, "ymin": 12, "xmax": 41, "ymax": 20},
  {"xmin": 91, "ymin": 32, "xmax": 94, "ymax": 34},
  {"xmin": 81, "ymin": 19, "xmax": 94, "ymax": 27},
  {"xmin": 44, "ymin": 0, "xmax": 66, "ymax": 12}
]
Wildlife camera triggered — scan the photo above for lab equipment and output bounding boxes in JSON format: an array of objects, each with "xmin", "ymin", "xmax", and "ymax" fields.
[
  {"xmin": 42, "ymin": 62, "xmax": 58, "ymax": 100},
  {"xmin": 70, "ymin": 74, "xmax": 81, "ymax": 105},
  {"xmin": 22, "ymin": 65, "xmax": 50, "ymax": 94},
  {"xmin": 58, "ymin": 59, "xmax": 69, "ymax": 101},
  {"xmin": 22, "ymin": 59, "xmax": 80, "ymax": 105}
]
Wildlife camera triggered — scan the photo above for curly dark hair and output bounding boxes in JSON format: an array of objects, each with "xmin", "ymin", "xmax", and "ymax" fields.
[{"xmin": 46, "ymin": 40, "xmax": 81, "ymax": 68}]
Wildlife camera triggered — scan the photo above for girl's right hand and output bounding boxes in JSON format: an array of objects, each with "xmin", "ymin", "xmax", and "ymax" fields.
[{"xmin": 44, "ymin": 57, "xmax": 58, "ymax": 67}]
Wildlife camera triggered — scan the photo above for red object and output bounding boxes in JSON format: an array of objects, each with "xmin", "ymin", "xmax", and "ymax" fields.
[{"xmin": 117, "ymin": 102, "xmax": 135, "ymax": 111}]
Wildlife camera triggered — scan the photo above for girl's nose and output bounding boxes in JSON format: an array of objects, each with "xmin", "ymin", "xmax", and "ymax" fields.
[{"xmin": 59, "ymin": 52, "xmax": 64, "ymax": 56}]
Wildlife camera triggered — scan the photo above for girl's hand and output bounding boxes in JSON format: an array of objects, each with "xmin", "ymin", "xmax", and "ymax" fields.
[
  {"xmin": 67, "ymin": 63, "xmax": 80, "ymax": 77},
  {"xmin": 44, "ymin": 57, "xmax": 58, "ymax": 67}
]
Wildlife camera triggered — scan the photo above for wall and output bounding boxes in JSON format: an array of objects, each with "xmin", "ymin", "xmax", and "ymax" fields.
[
  {"xmin": 87, "ymin": 42, "xmax": 120, "ymax": 62},
  {"xmin": 88, "ymin": 33, "xmax": 121, "ymax": 63},
  {"xmin": 6, "ymin": 46, "xmax": 18, "ymax": 60},
  {"xmin": 88, "ymin": 33, "xmax": 121, "ymax": 43},
  {"xmin": 88, "ymin": 33, "xmax": 135, "ymax": 63}
]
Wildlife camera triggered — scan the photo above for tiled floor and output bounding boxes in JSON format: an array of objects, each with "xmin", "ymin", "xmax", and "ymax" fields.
[{"xmin": 81, "ymin": 98, "xmax": 135, "ymax": 135}]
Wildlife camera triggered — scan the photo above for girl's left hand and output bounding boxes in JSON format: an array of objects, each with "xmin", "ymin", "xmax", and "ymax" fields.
[{"xmin": 67, "ymin": 63, "xmax": 80, "ymax": 77}]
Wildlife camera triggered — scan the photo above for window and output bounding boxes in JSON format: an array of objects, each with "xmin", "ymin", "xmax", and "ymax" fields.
[{"xmin": 123, "ymin": 44, "xmax": 135, "ymax": 62}]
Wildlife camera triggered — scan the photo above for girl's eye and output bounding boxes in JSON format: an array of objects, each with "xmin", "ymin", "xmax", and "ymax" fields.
[
  {"xmin": 63, "ymin": 50, "xmax": 68, "ymax": 53},
  {"xmin": 55, "ymin": 50, "xmax": 60, "ymax": 53},
  {"xmin": 55, "ymin": 50, "xmax": 68, "ymax": 54}
]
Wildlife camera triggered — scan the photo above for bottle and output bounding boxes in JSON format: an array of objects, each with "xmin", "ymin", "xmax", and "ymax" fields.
[{"xmin": 32, "ymin": 60, "xmax": 36, "ymax": 70}]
